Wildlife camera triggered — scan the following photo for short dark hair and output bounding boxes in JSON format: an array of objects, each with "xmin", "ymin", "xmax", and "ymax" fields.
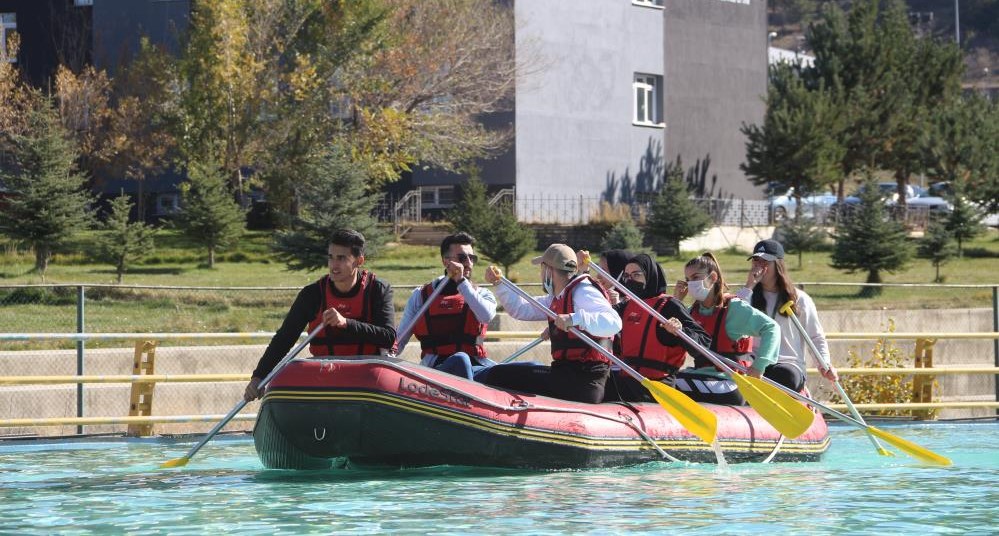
[
  {"xmin": 440, "ymin": 232, "xmax": 475, "ymax": 257},
  {"xmin": 329, "ymin": 229, "xmax": 366, "ymax": 257}
]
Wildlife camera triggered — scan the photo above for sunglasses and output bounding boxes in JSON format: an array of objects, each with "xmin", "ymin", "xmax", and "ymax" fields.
[{"xmin": 447, "ymin": 253, "xmax": 479, "ymax": 263}]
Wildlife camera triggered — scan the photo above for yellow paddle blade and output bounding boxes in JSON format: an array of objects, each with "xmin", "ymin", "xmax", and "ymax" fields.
[
  {"xmin": 730, "ymin": 374, "xmax": 815, "ymax": 439},
  {"xmin": 867, "ymin": 426, "xmax": 952, "ymax": 466},
  {"xmin": 160, "ymin": 457, "xmax": 190, "ymax": 469},
  {"xmin": 642, "ymin": 378, "xmax": 718, "ymax": 445}
]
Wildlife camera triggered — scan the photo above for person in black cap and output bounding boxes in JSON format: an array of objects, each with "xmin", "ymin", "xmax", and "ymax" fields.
[
  {"xmin": 734, "ymin": 239, "xmax": 838, "ymax": 392},
  {"xmin": 603, "ymin": 253, "xmax": 711, "ymax": 402},
  {"xmin": 594, "ymin": 249, "xmax": 634, "ymax": 304}
]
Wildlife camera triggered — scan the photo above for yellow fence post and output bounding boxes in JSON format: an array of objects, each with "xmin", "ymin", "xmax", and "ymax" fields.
[
  {"xmin": 912, "ymin": 337, "xmax": 937, "ymax": 421},
  {"xmin": 127, "ymin": 341, "xmax": 157, "ymax": 436}
]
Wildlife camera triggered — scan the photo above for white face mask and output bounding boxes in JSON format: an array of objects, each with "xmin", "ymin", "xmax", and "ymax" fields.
[
  {"xmin": 542, "ymin": 267, "xmax": 555, "ymax": 295},
  {"xmin": 688, "ymin": 278, "xmax": 712, "ymax": 302}
]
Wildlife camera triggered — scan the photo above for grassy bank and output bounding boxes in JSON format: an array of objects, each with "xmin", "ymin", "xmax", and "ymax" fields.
[{"xmin": 1, "ymin": 228, "xmax": 997, "ymax": 342}]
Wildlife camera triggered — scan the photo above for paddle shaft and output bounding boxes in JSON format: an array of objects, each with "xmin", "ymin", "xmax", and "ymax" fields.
[
  {"xmin": 391, "ymin": 276, "xmax": 450, "ymax": 355},
  {"xmin": 498, "ymin": 277, "xmax": 644, "ymax": 384},
  {"xmin": 501, "ymin": 336, "xmax": 545, "ymax": 364},
  {"xmin": 586, "ymin": 261, "xmax": 744, "ymax": 380},
  {"xmin": 174, "ymin": 324, "xmax": 324, "ymax": 463},
  {"xmin": 778, "ymin": 300, "xmax": 889, "ymax": 453}
]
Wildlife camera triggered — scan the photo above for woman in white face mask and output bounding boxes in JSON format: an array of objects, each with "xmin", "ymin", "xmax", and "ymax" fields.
[{"xmin": 670, "ymin": 252, "xmax": 781, "ymax": 406}]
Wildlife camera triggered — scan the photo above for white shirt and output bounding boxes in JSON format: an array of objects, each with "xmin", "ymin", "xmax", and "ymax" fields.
[
  {"xmin": 494, "ymin": 277, "xmax": 622, "ymax": 338},
  {"xmin": 397, "ymin": 276, "xmax": 497, "ymax": 365},
  {"xmin": 735, "ymin": 286, "xmax": 831, "ymax": 373}
]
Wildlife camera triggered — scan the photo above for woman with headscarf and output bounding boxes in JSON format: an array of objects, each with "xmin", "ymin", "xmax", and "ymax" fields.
[
  {"xmin": 603, "ymin": 253, "xmax": 711, "ymax": 402},
  {"xmin": 595, "ymin": 249, "xmax": 634, "ymax": 305}
]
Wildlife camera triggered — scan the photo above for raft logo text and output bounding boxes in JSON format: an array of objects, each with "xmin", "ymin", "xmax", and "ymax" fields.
[{"xmin": 398, "ymin": 378, "xmax": 473, "ymax": 408}]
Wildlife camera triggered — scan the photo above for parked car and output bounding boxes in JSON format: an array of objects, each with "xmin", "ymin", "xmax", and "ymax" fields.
[
  {"xmin": 928, "ymin": 181, "xmax": 998, "ymax": 226},
  {"xmin": 770, "ymin": 187, "xmax": 838, "ymax": 221}
]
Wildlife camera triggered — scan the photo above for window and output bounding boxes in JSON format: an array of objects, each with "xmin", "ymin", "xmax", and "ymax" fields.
[
  {"xmin": 156, "ymin": 194, "xmax": 179, "ymax": 215},
  {"xmin": 633, "ymin": 73, "xmax": 664, "ymax": 126},
  {"xmin": 420, "ymin": 186, "xmax": 455, "ymax": 208},
  {"xmin": 1, "ymin": 13, "xmax": 15, "ymax": 64},
  {"xmin": 74, "ymin": 0, "xmax": 94, "ymax": 6},
  {"xmin": 632, "ymin": 0, "xmax": 664, "ymax": 8}
]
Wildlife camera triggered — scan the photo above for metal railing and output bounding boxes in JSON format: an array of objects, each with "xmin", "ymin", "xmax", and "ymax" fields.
[{"xmin": 1, "ymin": 330, "xmax": 998, "ymax": 436}]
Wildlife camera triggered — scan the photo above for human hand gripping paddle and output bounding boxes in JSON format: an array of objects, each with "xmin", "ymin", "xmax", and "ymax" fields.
[
  {"xmin": 715, "ymin": 352, "xmax": 952, "ymax": 466},
  {"xmin": 583, "ymin": 254, "xmax": 814, "ymax": 439},
  {"xmin": 488, "ymin": 267, "xmax": 718, "ymax": 447},
  {"xmin": 778, "ymin": 300, "xmax": 894, "ymax": 457},
  {"xmin": 161, "ymin": 323, "xmax": 325, "ymax": 468}
]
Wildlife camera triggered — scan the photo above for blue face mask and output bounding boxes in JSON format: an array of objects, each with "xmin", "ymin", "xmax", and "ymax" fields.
[{"xmin": 542, "ymin": 267, "xmax": 554, "ymax": 295}]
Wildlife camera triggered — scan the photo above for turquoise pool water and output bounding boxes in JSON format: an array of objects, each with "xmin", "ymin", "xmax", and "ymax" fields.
[{"xmin": 0, "ymin": 423, "xmax": 996, "ymax": 535}]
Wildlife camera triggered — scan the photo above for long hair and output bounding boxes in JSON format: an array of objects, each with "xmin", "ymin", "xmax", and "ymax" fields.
[
  {"xmin": 750, "ymin": 258, "xmax": 799, "ymax": 316},
  {"xmin": 685, "ymin": 252, "xmax": 727, "ymax": 306}
]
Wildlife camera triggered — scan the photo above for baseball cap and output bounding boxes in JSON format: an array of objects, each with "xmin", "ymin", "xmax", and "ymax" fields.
[
  {"xmin": 748, "ymin": 239, "xmax": 785, "ymax": 262},
  {"xmin": 531, "ymin": 244, "xmax": 578, "ymax": 271}
]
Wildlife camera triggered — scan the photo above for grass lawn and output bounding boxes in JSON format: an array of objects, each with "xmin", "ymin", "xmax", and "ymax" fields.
[{"xmin": 1, "ymin": 227, "xmax": 997, "ymax": 343}]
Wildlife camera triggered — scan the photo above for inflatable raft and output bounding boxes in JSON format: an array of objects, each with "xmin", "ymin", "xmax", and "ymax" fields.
[{"xmin": 253, "ymin": 357, "xmax": 830, "ymax": 470}]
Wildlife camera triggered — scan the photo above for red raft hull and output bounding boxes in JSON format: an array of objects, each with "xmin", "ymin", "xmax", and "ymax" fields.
[{"xmin": 253, "ymin": 357, "xmax": 830, "ymax": 470}]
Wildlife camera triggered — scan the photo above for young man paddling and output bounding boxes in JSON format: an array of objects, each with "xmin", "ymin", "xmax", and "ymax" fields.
[
  {"xmin": 243, "ymin": 229, "xmax": 395, "ymax": 401},
  {"xmin": 396, "ymin": 232, "xmax": 498, "ymax": 379}
]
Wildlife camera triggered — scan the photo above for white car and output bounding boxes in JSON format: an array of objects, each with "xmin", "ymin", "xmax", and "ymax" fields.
[{"xmin": 770, "ymin": 187, "xmax": 838, "ymax": 221}]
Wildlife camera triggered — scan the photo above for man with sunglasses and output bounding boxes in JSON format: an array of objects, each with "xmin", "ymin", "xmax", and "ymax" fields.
[
  {"xmin": 397, "ymin": 232, "xmax": 498, "ymax": 379},
  {"xmin": 244, "ymin": 229, "xmax": 396, "ymax": 401}
]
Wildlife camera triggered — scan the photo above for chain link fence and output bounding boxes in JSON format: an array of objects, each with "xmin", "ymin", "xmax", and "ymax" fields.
[{"xmin": 1, "ymin": 283, "xmax": 997, "ymax": 436}]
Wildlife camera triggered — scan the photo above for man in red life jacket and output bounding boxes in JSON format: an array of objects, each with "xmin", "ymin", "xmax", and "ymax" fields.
[
  {"xmin": 243, "ymin": 229, "xmax": 395, "ymax": 401},
  {"xmin": 396, "ymin": 232, "xmax": 498, "ymax": 379},
  {"xmin": 480, "ymin": 244, "xmax": 622, "ymax": 403}
]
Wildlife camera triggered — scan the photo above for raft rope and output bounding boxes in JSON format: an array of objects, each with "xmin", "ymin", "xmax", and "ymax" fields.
[
  {"xmin": 760, "ymin": 434, "xmax": 785, "ymax": 464},
  {"xmin": 336, "ymin": 358, "xmax": 686, "ymax": 462}
]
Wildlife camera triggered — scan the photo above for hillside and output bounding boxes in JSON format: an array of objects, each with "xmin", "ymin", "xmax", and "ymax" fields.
[{"xmin": 768, "ymin": 0, "xmax": 998, "ymax": 88}]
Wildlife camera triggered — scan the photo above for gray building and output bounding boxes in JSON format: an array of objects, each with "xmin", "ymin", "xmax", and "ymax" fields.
[
  {"xmin": 663, "ymin": 0, "xmax": 768, "ymax": 201},
  {"xmin": 413, "ymin": 0, "xmax": 769, "ymax": 223}
]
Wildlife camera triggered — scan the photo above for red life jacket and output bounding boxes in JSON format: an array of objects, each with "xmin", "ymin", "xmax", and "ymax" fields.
[
  {"xmin": 411, "ymin": 280, "xmax": 487, "ymax": 358},
  {"xmin": 619, "ymin": 295, "xmax": 686, "ymax": 380},
  {"xmin": 549, "ymin": 275, "xmax": 612, "ymax": 364},
  {"xmin": 308, "ymin": 271, "xmax": 381, "ymax": 357},
  {"xmin": 689, "ymin": 294, "xmax": 751, "ymax": 367}
]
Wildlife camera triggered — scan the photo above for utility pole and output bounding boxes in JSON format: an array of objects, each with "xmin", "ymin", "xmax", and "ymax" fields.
[{"xmin": 954, "ymin": 0, "xmax": 960, "ymax": 46}]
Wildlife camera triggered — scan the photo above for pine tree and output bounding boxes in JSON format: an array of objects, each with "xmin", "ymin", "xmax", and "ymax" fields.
[
  {"xmin": 446, "ymin": 175, "xmax": 493, "ymax": 239},
  {"xmin": 97, "ymin": 194, "xmax": 156, "ymax": 284},
  {"xmin": 917, "ymin": 221, "xmax": 956, "ymax": 283},
  {"xmin": 273, "ymin": 149, "xmax": 384, "ymax": 271},
  {"xmin": 174, "ymin": 157, "xmax": 245, "ymax": 268},
  {"xmin": 646, "ymin": 163, "xmax": 712, "ymax": 255},
  {"xmin": 944, "ymin": 187, "xmax": 984, "ymax": 258},
  {"xmin": 0, "ymin": 100, "xmax": 94, "ymax": 276},
  {"xmin": 776, "ymin": 217, "xmax": 826, "ymax": 269},
  {"xmin": 830, "ymin": 177, "xmax": 913, "ymax": 295},
  {"xmin": 478, "ymin": 201, "xmax": 535, "ymax": 275},
  {"xmin": 601, "ymin": 220, "xmax": 645, "ymax": 252}
]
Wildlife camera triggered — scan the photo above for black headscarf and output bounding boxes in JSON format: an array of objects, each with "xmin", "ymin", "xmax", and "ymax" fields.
[
  {"xmin": 629, "ymin": 253, "xmax": 668, "ymax": 300},
  {"xmin": 601, "ymin": 249, "xmax": 634, "ymax": 281}
]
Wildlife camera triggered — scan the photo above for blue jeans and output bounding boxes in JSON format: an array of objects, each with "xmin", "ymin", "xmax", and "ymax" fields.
[{"xmin": 434, "ymin": 352, "xmax": 497, "ymax": 381}]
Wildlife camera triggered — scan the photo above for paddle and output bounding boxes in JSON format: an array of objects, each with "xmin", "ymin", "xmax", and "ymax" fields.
[
  {"xmin": 716, "ymin": 354, "xmax": 952, "ymax": 466},
  {"xmin": 584, "ymin": 255, "xmax": 814, "ymax": 439},
  {"xmin": 778, "ymin": 300, "xmax": 894, "ymax": 457},
  {"xmin": 160, "ymin": 323, "xmax": 325, "ymax": 468},
  {"xmin": 501, "ymin": 336, "xmax": 545, "ymax": 364},
  {"xmin": 494, "ymin": 273, "xmax": 718, "ymax": 446},
  {"xmin": 389, "ymin": 276, "xmax": 450, "ymax": 357}
]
